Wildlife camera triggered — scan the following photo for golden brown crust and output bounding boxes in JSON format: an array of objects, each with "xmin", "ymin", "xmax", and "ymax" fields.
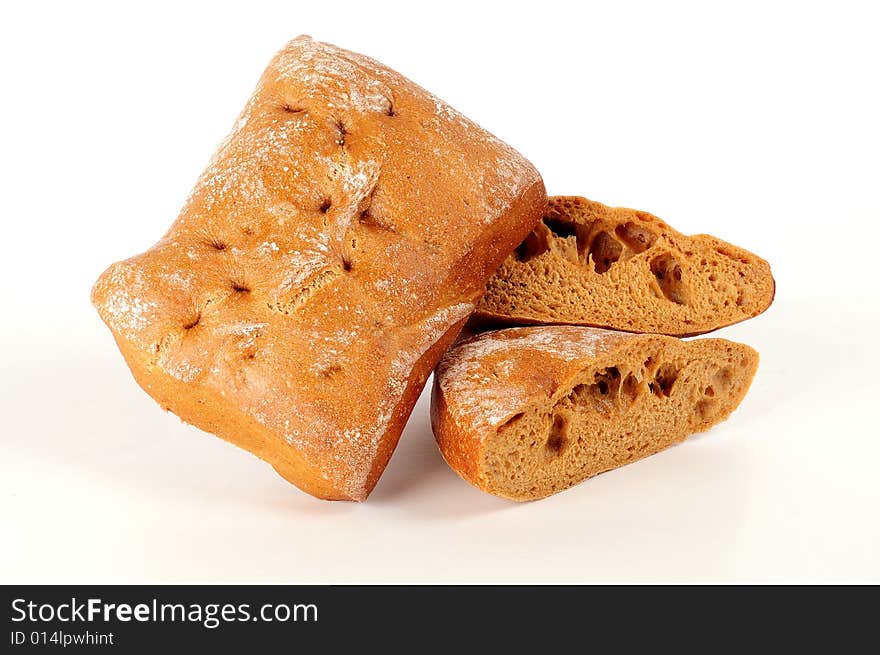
[
  {"xmin": 429, "ymin": 378, "xmax": 481, "ymax": 488},
  {"xmin": 475, "ymin": 196, "xmax": 775, "ymax": 336},
  {"xmin": 432, "ymin": 326, "xmax": 759, "ymax": 500},
  {"xmin": 91, "ymin": 36, "xmax": 545, "ymax": 501}
]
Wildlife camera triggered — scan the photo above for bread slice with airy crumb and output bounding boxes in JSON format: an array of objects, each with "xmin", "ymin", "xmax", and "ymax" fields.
[
  {"xmin": 431, "ymin": 326, "xmax": 758, "ymax": 501},
  {"xmin": 474, "ymin": 196, "xmax": 775, "ymax": 336}
]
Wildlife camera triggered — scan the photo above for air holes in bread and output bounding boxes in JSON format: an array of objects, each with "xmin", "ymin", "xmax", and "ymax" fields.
[
  {"xmin": 650, "ymin": 363, "xmax": 678, "ymax": 397},
  {"xmin": 596, "ymin": 366, "xmax": 621, "ymax": 397},
  {"xmin": 568, "ymin": 367, "xmax": 622, "ymax": 414},
  {"xmin": 208, "ymin": 237, "xmax": 227, "ymax": 251},
  {"xmin": 231, "ymin": 280, "xmax": 250, "ymax": 293},
  {"xmin": 544, "ymin": 217, "xmax": 577, "ymax": 239},
  {"xmin": 614, "ymin": 222, "xmax": 657, "ymax": 253},
  {"xmin": 514, "ymin": 241, "xmax": 532, "ymax": 261},
  {"xmin": 620, "ymin": 373, "xmax": 640, "ymax": 406},
  {"xmin": 567, "ymin": 383, "xmax": 591, "ymax": 406},
  {"xmin": 514, "ymin": 229, "xmax": 550, "ymax": 262},
  {"xmin": 546, "ymin": 413, "xmax": 570, "ymax": 456},
  {"xmin": 650, "ymin": 253, "xmax": 688, "ymax": 304},
  {"xmin": 589, "ymin": 231, "xmax": 623, "ymax": 274},
  {"xmin": 696, "ymin": 399, "xmax": 716, "ymax": 420},
  {"xmin": 281, "ymin": 103, "xmax": 305, "ymax": 114},
  {"xmin": 319, "ymin": 199, "xmax": 332, "ymax": 214},
  {"xmin": 711, "ymin": 366, "xmax": 734, "ymax": 396},
  {"xmin": 563, "ymin": 365, "xmax": 646, "ymax": 416},
  {"xmin": 500, "ymin": 412, "xmax": 525, "ymax": 431}
]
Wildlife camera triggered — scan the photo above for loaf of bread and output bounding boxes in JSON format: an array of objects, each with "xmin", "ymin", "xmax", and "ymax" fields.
[
  {"xmin": 475, "ymin": 196, "xmax": 774, "ymax": 336},
  {"xmin": 91, "ymin": 36, "xmax": 546, "ymax": 501},
  {"xmin": 431, "ymin": 326, "xmax": 758, "ymax": 500}
]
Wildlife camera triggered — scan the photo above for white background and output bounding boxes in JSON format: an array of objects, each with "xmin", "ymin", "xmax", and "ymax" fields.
[{"xmin": 1, "ymin": 1, "xmax": 878, "ymax": 583}]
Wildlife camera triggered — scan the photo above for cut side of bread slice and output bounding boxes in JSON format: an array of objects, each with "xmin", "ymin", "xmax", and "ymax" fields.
[
  {"xmin": 431, "ymin": 326, "xmax": 758, "ymax": 501},
  {"xmin": 475, "ymin": 196, "xmax": 775, "ymax": 336}
]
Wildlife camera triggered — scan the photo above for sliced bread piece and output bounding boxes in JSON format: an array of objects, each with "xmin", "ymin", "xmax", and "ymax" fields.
[
  {"xmin": 431, "ymin": 326, "xmax": 758, "ymax": 500},
  {"xmin": 475, "ymin": 196, "xmax": 775, "ymax": 336}
]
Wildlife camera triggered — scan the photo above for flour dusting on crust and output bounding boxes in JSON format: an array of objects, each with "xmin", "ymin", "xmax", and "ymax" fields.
[
  {"xmin": 93, "ymin": 262, "xmax": 159, "ymax": 342},
  {"xmin": 336, "ymin": 300, "xmax": 474, "ymax": 499}
]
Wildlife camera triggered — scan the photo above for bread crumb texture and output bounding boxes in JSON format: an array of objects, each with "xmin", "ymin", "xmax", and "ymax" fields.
[
  {"xmin": 475, "ymin": 196, "xmax": 775, "ymax": 336},
  {"xmin": 432, "ymin": 326, "xmax": 758, "ymax": 500},
  {"xmin": 91, "ymin": 36, "xmax": 545, "ymax": 501}
]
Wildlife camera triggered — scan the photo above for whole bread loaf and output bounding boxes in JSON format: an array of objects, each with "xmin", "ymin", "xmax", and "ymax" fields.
[
  {"xmin": 91, "ymin": 36, "xmax": 546, "ymax": 501},
  {"xmin": 432, "ymin": 326, "xmax": 758, "ymax": 500},
  {"xmin": 475, "ymin": 196, "xmax": 774, "ymax": 336}
]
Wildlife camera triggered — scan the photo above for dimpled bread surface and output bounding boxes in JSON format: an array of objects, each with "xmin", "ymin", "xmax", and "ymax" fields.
[
  {"xmin": 475, "ymin": 196, "xmax": 775, "ymax": 336},
  {"xmin": 91, "ymin": 36, "xmax": 546, "ymax": 501},
  {"xmin": 431, "ymin": 326, "xmax": 758, "ymax": 500}
]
